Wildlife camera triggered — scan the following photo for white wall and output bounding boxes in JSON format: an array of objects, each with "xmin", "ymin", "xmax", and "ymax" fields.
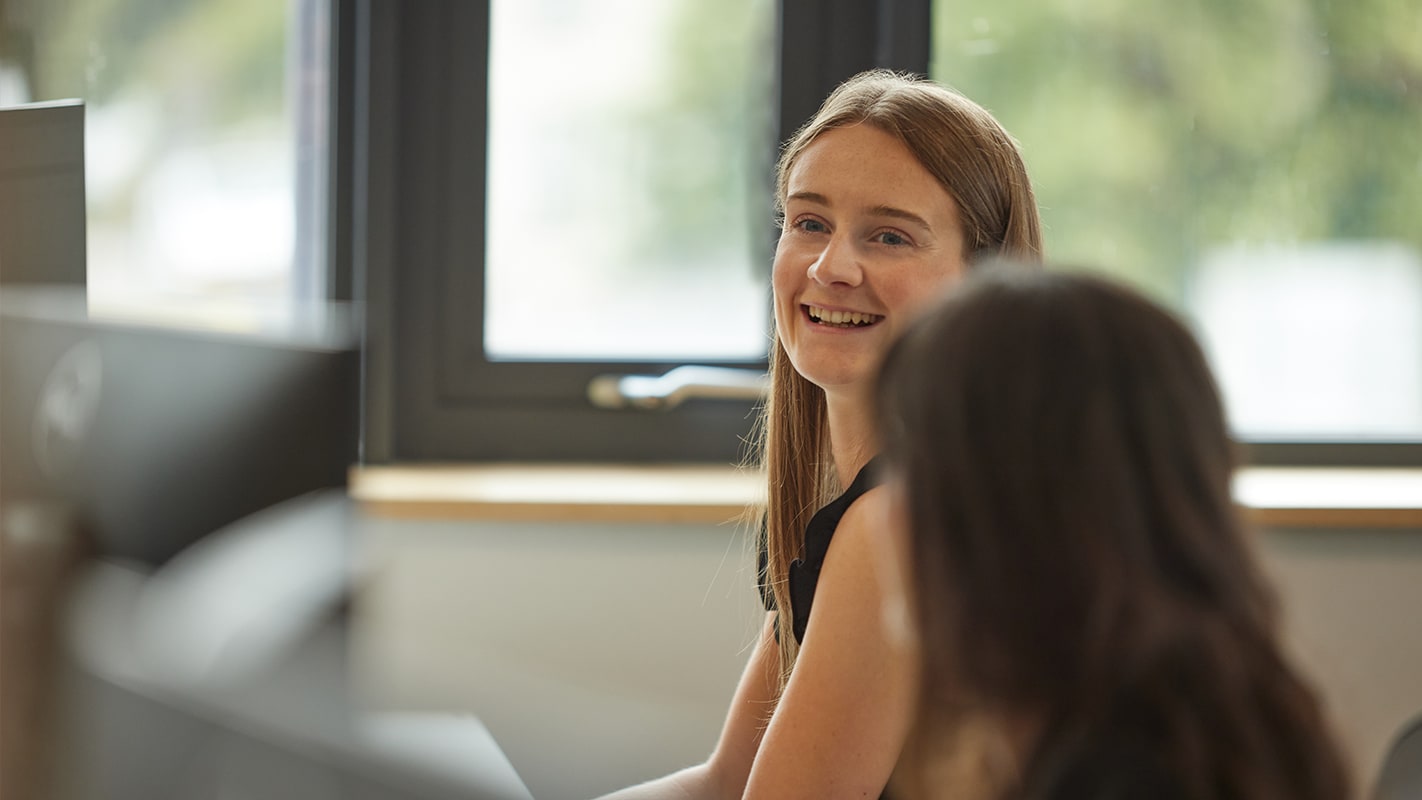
[
  {"xmin": 351, "ymin": 515, "xmax": 1422, "ymax": 800},
  {"xmin": 351, "ymin": 517, "xmax": 765, "ymax": 800},
  {"xmin": 1258, "ymin": 527, "xmax": 1422, "ymax": 791}
]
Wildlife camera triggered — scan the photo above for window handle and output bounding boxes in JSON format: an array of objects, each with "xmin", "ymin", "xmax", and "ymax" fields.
[{"xmin": 588, "ymin": 365, "xmax": 768, "ymax": 411}]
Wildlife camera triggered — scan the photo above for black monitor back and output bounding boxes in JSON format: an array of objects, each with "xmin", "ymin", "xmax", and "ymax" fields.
[
  {"xmin": 0, "ymin": 287, "xmax": 358, "ymax": 567},
  {"xmin": 0, "ymin": 100, "xmax": 86, "ymax": 287}
]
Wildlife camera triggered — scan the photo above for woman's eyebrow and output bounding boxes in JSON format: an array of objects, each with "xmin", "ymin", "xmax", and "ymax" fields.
[
  {"xmin": 869, "ymin": 204, "xmax": 932, "ymax": 230},
  {"xmin": 785, "ymin": 190, "xmax": 830, "ymax": 207},
  {"xmin": 786, "ymin": 192, "xmax": 933, "ymax": 230}
]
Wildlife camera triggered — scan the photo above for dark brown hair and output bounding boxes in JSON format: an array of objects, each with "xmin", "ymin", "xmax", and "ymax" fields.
[
  {"xmin": 759, "ymin": 70, "xmax": 1043, "ymax": 688},
  {"xmin": 875, "ymin": 265, "xmax": 1352, "ymax": 800}
]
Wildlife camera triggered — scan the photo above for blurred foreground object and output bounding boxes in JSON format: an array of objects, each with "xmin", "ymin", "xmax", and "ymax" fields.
[
  {"xmin": 40, "ymin": 491, "xmax": 532, "ymax": 799},
  {"xmin": 0, "ymin": 101, "xmax": 86, "ymax": 288},
  {"xmin": 1375, "ymin": 713, "xmax": 1422, "ymax": 800},
  {"xmin": 0, "ymin": 503, "xmax": 90, "ymax": 799},
  {"xmin": 1, "ymin": 288, "xmax": 532, "ymax": 796},
  {"xmin": 0, "ymin": 284, "xmax": 358, "ymax": 568}
]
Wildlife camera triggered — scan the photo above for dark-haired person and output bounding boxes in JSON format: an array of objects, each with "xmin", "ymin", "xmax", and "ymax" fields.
[
  {"xmin": 598, "ymin": 70, "xmax": 1042, "ymax": 799},
  {"xmin": 873, "ymin": 266, "xmax": 1353, "ymax": 800}
]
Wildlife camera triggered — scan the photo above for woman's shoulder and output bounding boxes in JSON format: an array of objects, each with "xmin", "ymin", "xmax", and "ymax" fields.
[
  {"xmin": 796, "ymin": 462, "xmax": 889, "ymax": 587},
  {"xmin": 829, "ymin": 484, "xmax": 894, "ymax": 552},
  {"xmin": 761, "ymin": 490, "xmax": 917, "ymax": 798},
  {"xmin": 815, "ymin": 485, "xmax": 901, "ymax": 611},
  {"xmin": 804, "ymin": 458, "xmax": 886, "ymax": 551}
]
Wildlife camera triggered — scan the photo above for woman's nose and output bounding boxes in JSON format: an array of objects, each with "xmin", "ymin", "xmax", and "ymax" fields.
[{"xmin": 807, "ymin": 237, "xmax": 863, "ymax": 287}]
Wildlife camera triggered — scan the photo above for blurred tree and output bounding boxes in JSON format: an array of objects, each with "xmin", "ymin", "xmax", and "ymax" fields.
[
  {"xmin": 931, "ymin": 0, "xmax": 1422, "ymax": 302},
  {"xmin": 14, "ymin": 0, "xmax": 301, "ymax": 299},
  {"xmin": 618, "ymin": 0, "xmax": 777, "ymax": 276},
  {"xmin": 32, "ymin": 0, "xmax": 286, "ymax": 122}
]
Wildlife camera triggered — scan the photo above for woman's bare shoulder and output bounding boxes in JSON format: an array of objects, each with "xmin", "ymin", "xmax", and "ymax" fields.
[
  {"xmin": 827, "ymin": 484, "xmax": 895, "ymax": 559},
  {"xmin": 742, "ymin": 484, "xmax": 915, "ymax": 798}
]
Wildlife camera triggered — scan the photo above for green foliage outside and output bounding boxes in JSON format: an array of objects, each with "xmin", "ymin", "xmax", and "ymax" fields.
[
  {"xmin": 26, "ymin": 0, "xmax": 286, "ymax": 125},
  {"xmin": 931, "ymin": 0, "xmax": 1422, "ymax": 302},
  {"xmin": 19, "ymin": 0, "xmax": 1415, "ymax": 308},
  {"xmin": 613, "ymin": 0, "xmax": 778, "ymax": 276},
  {"xmin": 11, "ymin": 0, "xmax": 290, "ymax": 234}
]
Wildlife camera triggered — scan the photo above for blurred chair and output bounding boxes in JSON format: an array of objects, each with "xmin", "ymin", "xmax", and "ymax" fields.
[{"xmin": 1375, "ymin": 712, "xmax": 1422, "ymax": 800}]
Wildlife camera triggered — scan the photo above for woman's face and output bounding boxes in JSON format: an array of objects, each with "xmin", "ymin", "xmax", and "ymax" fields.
[{"xmin": 773, "ymin": 122, "xmax": 967, "ymax": 397}]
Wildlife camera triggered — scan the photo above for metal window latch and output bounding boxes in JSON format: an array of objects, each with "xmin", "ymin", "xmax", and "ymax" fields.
[{"xmin": 587, "ymin": 365, "xmax": 768, "ymax": 411}]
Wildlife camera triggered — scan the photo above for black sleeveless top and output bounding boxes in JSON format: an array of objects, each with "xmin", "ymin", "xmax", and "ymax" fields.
[
  {"xmin": 757, "ymin": 457, "xmax": 882, "ymax": 644},
  {"xmin": 756, "ymin": 458, "xmax": 892, "ymax": 799}
]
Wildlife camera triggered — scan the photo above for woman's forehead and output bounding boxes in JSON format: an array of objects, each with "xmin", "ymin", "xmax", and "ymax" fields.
[{"xmin": 785, "ymin": 125, "xmax": 959, "ymax": 223}]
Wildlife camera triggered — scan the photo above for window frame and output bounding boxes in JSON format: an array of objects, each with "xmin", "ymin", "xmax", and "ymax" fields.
[
  {"xmin": 340, "ymin": 0, "xmax": 932, "ymax": 463},
  {"xmin": 335, "ymin": 0, "xmax": 1421, "ymax": 467}
]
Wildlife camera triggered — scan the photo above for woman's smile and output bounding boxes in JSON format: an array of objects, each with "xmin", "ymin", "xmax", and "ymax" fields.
[{"xmin": 803, "ymin": 304, "xmax": 886, "ymax": 329}]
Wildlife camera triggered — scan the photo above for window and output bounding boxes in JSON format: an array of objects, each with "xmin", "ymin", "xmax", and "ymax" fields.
[
  {"xmin": 930, "ymin": 0, "xmax": 1422, "ymax": 463},
  {"xmin": 20, "ymin": 0, "xmax": 1406, "ymax": 465},
  {"xmin": 353, "ymin": 0, "xmax": 931, "ymax": 462},
  {"xmin": 0, "ymin": 0, "xmax": 331, "ymax": 322},
  {"xmin": 484, "ymin": 0, "xmax": 773, "ymax": 363}
]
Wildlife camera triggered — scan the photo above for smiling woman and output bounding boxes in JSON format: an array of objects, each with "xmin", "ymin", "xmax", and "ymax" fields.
[
  {"xmin": 760, "ymin": 70, "xmax": 1042, "ymax": 690},
  {"xmin": 598, "ymin": 69, "xmax": 1043, "ymax": 800},
  {"xmin": 773, "ymin": 122, "xmax": 967, "ymax": 394}
]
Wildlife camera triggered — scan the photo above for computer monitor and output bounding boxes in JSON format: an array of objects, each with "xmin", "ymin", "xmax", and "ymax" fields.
[
  {"xmin": 0, "ymin": 286, "xmax": 366, "ymax": 799},
  {"xmin": 0, "ymin": 285, "xmax": 359, "ymax": 567},
  {"xmin": 0, "ymin": 100, "xmax": 86, "ymax": 287}
]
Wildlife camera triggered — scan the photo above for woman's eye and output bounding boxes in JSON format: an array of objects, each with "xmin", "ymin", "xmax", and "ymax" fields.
[
  {"xmin": 875, "ymin": 230, "xmax": 910, "ymax": 246},
  {"xmin": 795, "ymin": 218, "xmax": 829, "ymax": 234}
]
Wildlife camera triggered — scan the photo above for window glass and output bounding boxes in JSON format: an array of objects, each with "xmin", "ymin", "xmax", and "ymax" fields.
[
  {"xmin": 485, "ymin": 0, "xmax": 776, "ymax": 361},
  {"xmin": 931, "ymin": 0, "xmax": 1422, "ymax": 439},
  {"xmin": 1, "ymin": 0, "xmax": 329, "ymax": 323}
]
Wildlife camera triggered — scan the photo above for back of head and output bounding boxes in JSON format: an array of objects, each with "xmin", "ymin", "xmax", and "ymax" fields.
[
  {"xmin": 876, "ymin": 265, "xmax": 1352, "ymax": 800},
  {"xmin": 878, "ymin": 265, "xmax": 1252, "ymax": 683}
]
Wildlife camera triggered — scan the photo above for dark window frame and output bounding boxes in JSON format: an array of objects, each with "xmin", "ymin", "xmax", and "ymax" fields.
[
  {"xmin": 333, "ymin": 0, "xmax": 1422, "ymax": 467},
  {"xmin": 339, "ymin": 0, "xmax": 933, "ymax": 464}
]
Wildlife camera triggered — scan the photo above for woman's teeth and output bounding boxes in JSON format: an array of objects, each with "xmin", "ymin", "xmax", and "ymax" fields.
[{"xmin": 807, "ymin": 305, "xmax": 883, "ymax": 328}]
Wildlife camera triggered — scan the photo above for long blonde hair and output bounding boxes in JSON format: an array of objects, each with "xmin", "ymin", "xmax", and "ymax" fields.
[{"xmin": 755, "ymin": 70, "xmax": 1044, "ymax": 692}]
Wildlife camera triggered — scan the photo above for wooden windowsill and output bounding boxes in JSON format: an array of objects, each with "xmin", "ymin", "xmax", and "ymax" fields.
[
  {"xmin": 350, "ymin": 464, "xmax": 1422, "ymax": 529},
  {"xmin": 351, "ymin": 463, "xmax": 766, "ymax": 525},
  {"xmin": 1234, "ymin": 467, "xmax": 1422, "ymax": 529}
]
